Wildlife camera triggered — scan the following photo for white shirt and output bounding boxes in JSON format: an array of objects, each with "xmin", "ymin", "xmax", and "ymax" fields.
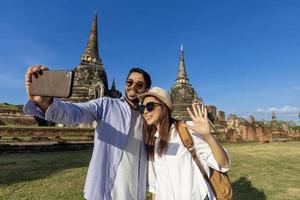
[
  {"xmin": 111, "ymin": 110, "xmax": 143, "ymax": 200},
  {"xmin": 147, "ymin": 122, "xmax": 230, "ymax": 200}
]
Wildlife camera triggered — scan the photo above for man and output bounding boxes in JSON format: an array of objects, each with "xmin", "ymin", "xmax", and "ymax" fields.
[{"xmin": 24, "ymin": 65, "xmax": 152, "ymax": 200}]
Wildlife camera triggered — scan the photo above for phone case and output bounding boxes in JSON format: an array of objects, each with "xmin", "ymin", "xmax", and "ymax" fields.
[{"xmin": 29, "ymin": 70, "xmax": 74, "ymax": 98}]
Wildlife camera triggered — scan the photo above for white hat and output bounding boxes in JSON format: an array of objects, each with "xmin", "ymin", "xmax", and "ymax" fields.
[{"xmin": 138, "ymin": 87, "xmax": 173, "ymax": 110}]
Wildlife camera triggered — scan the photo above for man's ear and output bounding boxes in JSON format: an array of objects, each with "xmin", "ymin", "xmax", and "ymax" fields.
[{"xmin": 144, "ymin": 88, "xmax": 150, "ymax": 92}]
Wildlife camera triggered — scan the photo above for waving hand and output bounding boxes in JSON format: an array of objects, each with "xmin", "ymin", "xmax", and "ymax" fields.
[
  {"xmin": 184, "ymin": 103, "xmax": 230, "ymax": 168},
  {"xmin": 184, "ymin": 103, "xmax": 211, "ymax": 137}
]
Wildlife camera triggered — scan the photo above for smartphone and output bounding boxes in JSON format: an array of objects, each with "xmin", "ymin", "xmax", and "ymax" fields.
[{"xmin": 29, "ymin": 70, "xmax": 74, "ymax": 98}]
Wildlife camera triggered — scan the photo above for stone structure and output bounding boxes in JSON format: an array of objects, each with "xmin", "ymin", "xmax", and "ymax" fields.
[
  {"xmin": 271, "ymin": 111, "xmax": 277, "ymax": 120},
  {"xmin": 168, "ymin": 46, "xmax": 299, "ymax": 143},
  {"xmin": 270, "ymin": 111, "xmax": 283, "ymax": 132},
  {"xmin": 249, "ymin": 115, "xmax": 255, "ymax": 124},
  {"xmin": 203, "ymin": 105, "xmax": 226, "ymax": 126},
  {"xmin": 217, "ymin": 111, "xmax": 226, "ymax": 124},
  {"xmin": 65, "ymin": 14, "xmax": 121, "ymax": 103},
  {"xmin": 2, "ymin": 30, "xmax": 300, "ymax": 146},
  {"xmin": 0, "ymin": 109, "xmax": 37, "ymax": 126},
  {"xmin": 225, "ymin": 114, "xmax": 272, "ymax": 142},
  {"xmin": 0, "ymin": 126, "xmax": 94, "ymax": 153},
  {"xmin": 205, "ymin": 105, "xmax": 218, "ymax": 124},
  {"xmin": 170, "ymin": 45, "xmax": 202, "ymax": 120}
]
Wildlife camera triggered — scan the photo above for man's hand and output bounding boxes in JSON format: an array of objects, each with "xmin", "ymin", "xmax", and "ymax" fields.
[{"xmin": 25, "ymin": 65, "xmax": 52, "ymax": 111}]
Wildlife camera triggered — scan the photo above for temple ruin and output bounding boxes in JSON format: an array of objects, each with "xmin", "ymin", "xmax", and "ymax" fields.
[
  {"xmin": 1, "ymin": 16, "xmax": 299, "ymax": 150},
  {"xmin": 169, "ymin": 46, "xmax": 299, "ymax": 142},
  {"xmin": 63, "ymin": 13, "xmax": 121, "ymax": 103},
  {"xmin": 170, "ymin": 45, "xmax": 203, "ymax": 121}
]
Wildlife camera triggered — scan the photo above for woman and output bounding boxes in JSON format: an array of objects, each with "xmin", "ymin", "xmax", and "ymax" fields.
[{"xmin": 138, "ymin": 87, "xmax": 230, "ymax": 200}]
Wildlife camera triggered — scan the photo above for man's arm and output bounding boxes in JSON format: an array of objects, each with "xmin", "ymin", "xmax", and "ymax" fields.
[
  {"xmin": 25, "ymin": 65, "xmax": 53, "ymax": 112},
  {"xmin": 24, "ymin": 65, "xmax": 101, "ymax": 125}
]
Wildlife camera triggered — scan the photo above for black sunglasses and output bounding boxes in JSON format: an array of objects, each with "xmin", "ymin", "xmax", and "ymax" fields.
[
  {"xmin": 138, "ymin": 102, "xmax": 161, "ymax": 113},
  {"xmin": 126, "ymin": 79, "xmax": 145, "ymax": 90}
]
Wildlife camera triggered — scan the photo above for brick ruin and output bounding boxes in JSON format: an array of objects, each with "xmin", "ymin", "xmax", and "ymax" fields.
[
  {"xmin": 170, "ymin": 45, "xmax": 203, "ymax": 121},
  {"xmin": 169, "ymin": 46, "xmax": 300, "ymax": 142},
  {"xmin": 0, "ymin": 108, "xmax": 36, "ymax": 126},
  {"xmin": 62, "ymin": 14, "xmax": 121, "ymax": 104}
]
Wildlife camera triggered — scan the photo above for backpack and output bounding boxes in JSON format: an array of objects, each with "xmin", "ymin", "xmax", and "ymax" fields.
[{"xmin": 176, "ymin": 121, "xmax": 233, "ymax": 200}]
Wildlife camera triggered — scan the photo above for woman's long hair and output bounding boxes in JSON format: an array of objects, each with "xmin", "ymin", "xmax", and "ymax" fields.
[{"xmin": 143, "ymin": 98, "xmax": 176, "ymax": 158}]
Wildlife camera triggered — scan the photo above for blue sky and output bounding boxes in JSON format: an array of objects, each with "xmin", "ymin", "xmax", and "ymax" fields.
[{"xmin": 0, "ymin": 0, "xmax": 299, "ymax": 122}]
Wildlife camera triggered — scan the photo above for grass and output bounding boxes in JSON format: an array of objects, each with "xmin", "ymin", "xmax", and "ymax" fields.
[
  {"xmin": 0, "ymin": 151, "xmax": 90, "ymax": 200},
  {"xmin": 0, "ymin": 142, "xmax": 300, "ymax": 200},
  {"xmin": 0, "ymin": 103, "xmax": 23, "ymax": 111},
  {"xmin": 225, "ymin": 142, "xmax": 300, "ymax": 200}
]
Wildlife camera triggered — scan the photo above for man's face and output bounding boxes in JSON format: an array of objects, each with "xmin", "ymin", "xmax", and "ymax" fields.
[{"xmin": 125, "ymin": 72, "xmax": 147, "ymax": 103}]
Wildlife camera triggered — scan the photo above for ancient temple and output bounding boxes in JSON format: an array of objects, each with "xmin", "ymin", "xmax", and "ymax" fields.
[
  {"xmin": 270, "ymin": 111, "xmax": 283, "ymax": 132},
  {"xmin": 205, "ymin": 105, "xmax": 226, "ymax": 125},
  {"xmin": 65, "ymin": 14, "xmax": 121, "ymax": 103},
  {"xmin": 271, "ymin": 111, "xmax": 277, "ymax": 121},
  {"xmin": 170, "ymin": 45, "xmax": 203, "ymax": 120}
]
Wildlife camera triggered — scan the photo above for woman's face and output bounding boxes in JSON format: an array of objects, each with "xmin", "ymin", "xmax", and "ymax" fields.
[{"xmin": 142, "ymin": 96, "xmax": 162, "ymax": 126}]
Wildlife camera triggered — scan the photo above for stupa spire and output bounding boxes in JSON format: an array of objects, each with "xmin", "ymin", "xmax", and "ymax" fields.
[
  {"xmin": 176, "ymin": 44, "xmax": 189, "ymax": 84},
  {"xmin": 111, "ymin": 78, "xmax": 116, "ymax": 90},
  {"xmin": 272, "ymin": 111, "xmax": 277, "ymax": 121},
  {"xmin": 81, "ymin": 12, "xmax": 101, "ymax": 64}
]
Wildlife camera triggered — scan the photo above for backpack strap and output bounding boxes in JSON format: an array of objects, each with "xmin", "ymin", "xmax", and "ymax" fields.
[{"xmin": 176, "ymin": 121, "xmax": 211, "ymax": 184}]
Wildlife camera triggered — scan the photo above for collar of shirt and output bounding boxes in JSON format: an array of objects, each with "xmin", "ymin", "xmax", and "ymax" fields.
[{"xmin": 154, "ymin": 123, "xmax": 176, "ymax": 138}]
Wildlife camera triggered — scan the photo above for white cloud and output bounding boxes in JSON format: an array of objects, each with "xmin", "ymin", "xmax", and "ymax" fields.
[{"xmin": 255, "ymin": 105, "xmax": 299, "ymax": 114}]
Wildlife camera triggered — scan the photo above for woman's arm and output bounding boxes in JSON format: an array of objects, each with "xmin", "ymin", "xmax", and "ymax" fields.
[
  {"xmin": 184, "ymin": 103, "xmax": 230, "ymax": 168},
  {"xmin": 200, "ymin": 134, "xmax": 230, "ymax": 168}
]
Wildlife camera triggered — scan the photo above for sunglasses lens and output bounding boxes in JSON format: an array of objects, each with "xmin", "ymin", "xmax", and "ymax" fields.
[
  {"xmin": 126, "ymin": 79, "xmax": 145, "ymax": 89},
  {"xmin": 145, "ymin": 102, "xmax": 154, "ymax": 112},
  {"xmin": 135, "ymin": 83, "xmax": 144, "ymax": 89},
  {"xmin": 126, "ymin": 80, "xmax": 134, "ymax": 87},
  {"xmin": 140, "ymin": 102, "xmax": 160, "ymax": 113}
]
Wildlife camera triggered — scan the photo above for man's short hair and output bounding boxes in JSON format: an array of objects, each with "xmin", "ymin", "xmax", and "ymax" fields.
[{"xmin": 127, "ymin": 67, "xmax": 152, "ymax": 89}]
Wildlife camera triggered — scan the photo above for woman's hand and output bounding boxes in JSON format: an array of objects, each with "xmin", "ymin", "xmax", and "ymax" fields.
[
  {"xmin": 184, "ymin": 103, "xmax": 212, "ymax": 138},
  {"xmin": 185, "ymin": 103, "xmax": 230, "ymax": 168}
]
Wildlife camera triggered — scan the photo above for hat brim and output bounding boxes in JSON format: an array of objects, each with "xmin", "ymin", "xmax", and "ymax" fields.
[{"xmin": 138, "ymin": 92, "xmax": 173, "ymax": 111}]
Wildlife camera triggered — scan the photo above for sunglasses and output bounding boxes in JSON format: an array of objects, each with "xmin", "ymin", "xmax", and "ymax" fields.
[
  {"xmin": 126, "ymin": 79, "xmax": 146, "ymax": 90},
  {"xmin": 138, "ymin": 102, "xmax": 161, "ymax": 113}
]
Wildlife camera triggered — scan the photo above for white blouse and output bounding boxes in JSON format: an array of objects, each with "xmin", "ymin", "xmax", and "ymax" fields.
[{"xmin": 147, "ymin": 122, "xmax": 230, "ymax": 200}]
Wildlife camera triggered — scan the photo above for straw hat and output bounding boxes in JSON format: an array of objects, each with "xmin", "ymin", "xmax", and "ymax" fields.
[{"xmin": 138, "ymin": 87, "xmax": 173, "ymax": 110}]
